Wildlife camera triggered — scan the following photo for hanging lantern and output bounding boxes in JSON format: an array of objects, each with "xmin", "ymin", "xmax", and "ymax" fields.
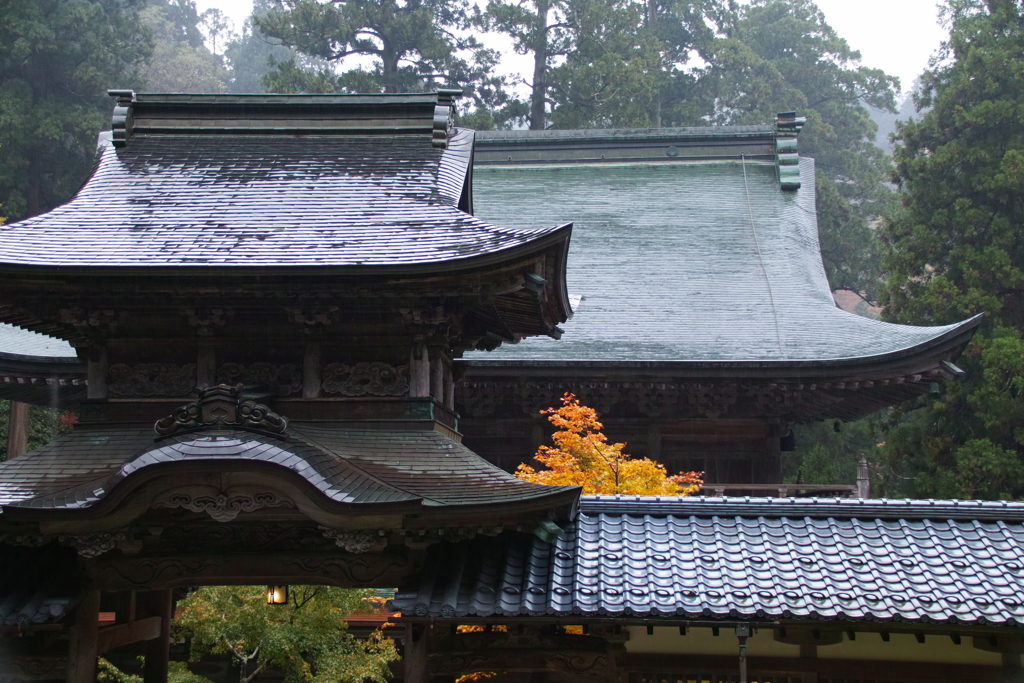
[{"xmin": 266, "ymin": 585, "xmax": 288, "ymax": 605}]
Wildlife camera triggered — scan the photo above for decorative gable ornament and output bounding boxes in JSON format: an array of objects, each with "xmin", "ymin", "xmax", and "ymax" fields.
[{"xmin": 154, "ymin": 384, "xmax": 288, "ymax": 437}]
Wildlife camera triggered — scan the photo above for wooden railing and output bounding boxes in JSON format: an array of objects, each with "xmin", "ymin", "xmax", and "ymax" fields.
[{"xmin": 698, "ymin": 483, "xmax": 859, "ymax": 498}]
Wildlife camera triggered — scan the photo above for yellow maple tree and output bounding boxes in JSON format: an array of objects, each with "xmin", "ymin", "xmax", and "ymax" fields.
[{"xmin": 516, "ymin": 393, "xmax": 703, "ymax": 496}]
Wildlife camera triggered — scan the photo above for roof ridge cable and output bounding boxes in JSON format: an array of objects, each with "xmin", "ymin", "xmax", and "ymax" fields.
[{"xmin": 741, "ymin": 154, "xmax": 785, "ymax": 355}]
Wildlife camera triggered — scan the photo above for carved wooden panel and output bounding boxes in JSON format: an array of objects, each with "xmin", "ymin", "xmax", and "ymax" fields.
[
  {"xmin": 108, "ymin": 363, "xmax": 196, "ymax": 397},
  {"xmin": 322, "ymin": 362, "xmax": 409, "ymax": 396},
  {"xmin": 216, "ymin": 362, "xmax": 302, "ymax": 397}
]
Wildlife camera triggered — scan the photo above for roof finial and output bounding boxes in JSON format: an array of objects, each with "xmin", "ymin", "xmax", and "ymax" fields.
[
  {"xmin": 775, "ymin": 111, "xmax": 805, "ymax": 191},
  {"xmin": 108, "ymin": 89, "xmax": 135, "ymax": 149}
]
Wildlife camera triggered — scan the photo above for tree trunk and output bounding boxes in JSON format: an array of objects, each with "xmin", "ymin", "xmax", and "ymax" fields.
[{"xmin": 529, "ymin": 0, "xmax": 549, "ymax": 130}]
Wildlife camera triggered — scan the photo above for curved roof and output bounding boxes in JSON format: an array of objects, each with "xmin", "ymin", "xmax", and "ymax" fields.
[
  {"xmin": 0, "ymin": 426, "xmax": 575, "ymax": 513},
  {"xmin": 467, "ymin": 158, "xmax": 979, "ymax": 365},
  {"xmin": 0, "ymin": 128, "xmax": 565, "ymax": 269},
  {"xmin": 394, "ymin": 496, "xmax": 1024, "ymax": 626},
  {"xmin": 0, "ymin": 324, "xmax": 77, "ymax": 362}
]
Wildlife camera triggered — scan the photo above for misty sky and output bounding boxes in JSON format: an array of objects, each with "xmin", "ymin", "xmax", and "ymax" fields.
[{"xmin": 196, "ymin": 0, "xmax": 947, "ymax": 95}]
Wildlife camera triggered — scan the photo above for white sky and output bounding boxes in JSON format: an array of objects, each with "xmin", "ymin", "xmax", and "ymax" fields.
[{"xmin": 195, "ymin": 0, "xmax": 947, "ymax": 95}]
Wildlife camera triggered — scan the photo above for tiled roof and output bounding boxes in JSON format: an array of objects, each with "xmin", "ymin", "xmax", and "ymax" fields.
[
  {"xmin": 0, "ymin": 324, "xmax": 77, "ymax": 361},
  {"xmin": 0, "ymin": 128, "xmax": 566, "ymax": 268},
  {"xmin": 466, "ymin": 159, "xmax": 979, "ymax": 365},
  {"xmin": 392, "ymin": 496, "xmax": 1024, "ymax": 626},
  {"xmin": 0, "ymin": 426, "xmax": 575, "ymax": 511}
]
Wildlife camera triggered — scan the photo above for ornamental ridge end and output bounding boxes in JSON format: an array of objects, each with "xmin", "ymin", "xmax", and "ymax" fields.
[
  {"xmin": 775, "ymin": 111, "xmax": 805, "ymax": 192},
  {"xmin": 154, "ymin": 384, "xmax": 288, "ymax": 438}
]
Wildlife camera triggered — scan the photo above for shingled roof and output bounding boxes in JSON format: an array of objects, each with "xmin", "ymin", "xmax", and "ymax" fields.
[
  {"xmin": 0, "ymin": 425, "xmax": 576, "ymax": 515},
  {"xmin": 466, "ymin": 140, "xmax": 980, "ymax": 367},
  {"xmin": 393, "ymin": 496, "xmax": 1024, "ymax": 626},
  {"xmin": 0, "ymin": 91, "xmax": 571, "ymax": 272}
]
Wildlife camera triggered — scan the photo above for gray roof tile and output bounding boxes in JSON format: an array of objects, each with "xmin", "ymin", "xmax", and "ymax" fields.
[
  {"xmin": 392, "ymin": 496, "xmax": 1024, "ymax": 626},
  {"xmin": 0, "ymin": 324, "xmax": 77, "ymax": 361}
]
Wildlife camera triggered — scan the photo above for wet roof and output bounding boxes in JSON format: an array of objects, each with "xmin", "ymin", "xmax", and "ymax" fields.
[
  {"xmin": 0, "ymin": 324, "xmax": 77, "ymax": 362},
  {"xmin": 393, "ymin": 496, "xmax": 1024, "ymax": 626},
  {"xmin": 466, "ymin": 158, "xmax": 978, "ymax": 365},
  {"xmin": 0, "ymin": 426, "xmax": 574, "ymax": 512},
  {"xmin": 0, "ymin": 128, "xmax": 567, "ymax": 269}
]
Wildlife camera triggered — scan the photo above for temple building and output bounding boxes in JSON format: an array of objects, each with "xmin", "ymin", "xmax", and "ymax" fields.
[
  {"xmin": 0, "ymin": 93, "xmax": 1021, "ymax": 683},
  {"xmin": 456, "ymin": 124, "xmax": 980, "ymax": 485}
]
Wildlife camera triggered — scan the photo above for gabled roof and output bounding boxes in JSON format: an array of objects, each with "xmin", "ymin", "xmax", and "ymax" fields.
[
  {"xmin": 465, "ymin": 150, "xmax": 979, "ymax": 368},
  {"xmin": 392, "ymin": 496, "xmax": 1024, "ymax": 626}
]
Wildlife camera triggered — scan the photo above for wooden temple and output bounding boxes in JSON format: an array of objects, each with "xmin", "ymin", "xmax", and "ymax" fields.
[
  {"xmin": 457, "ymin": 125, "xmax": 981, "ymax": 485},
  {"xmin": 0, "ymin": 93, "xmax": 1022, "ymax": 683}
]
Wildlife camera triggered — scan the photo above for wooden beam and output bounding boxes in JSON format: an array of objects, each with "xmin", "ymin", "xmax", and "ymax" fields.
[
  {"xmin": 97, "ymin": 616, "xmax": 161, "ymax": 654},
  {"xmin": 67, "ymin": 590, "xmax": 101, "ymax": 683},
  {"xmin": 144, "ymin": 590, "xmax": 172, "ymax": 683},
  {"xmin": 6, "ymin": 400, "xmax": 29, "ymax": 459}
]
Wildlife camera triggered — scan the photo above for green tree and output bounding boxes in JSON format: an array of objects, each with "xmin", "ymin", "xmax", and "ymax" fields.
[
  {"xmin": 140, "ymin": 2, "xmax": 230, "ymax": 92},
  {"xmin": 0, "ymin": 401, "xmax": 75, "ymax": 461},
  {"xmin": 877, "ymin": 0, "xmax": 1024, "ymax": 500},
  {"xmin": 253, "ymin": 0, "xmax": 499, "ymax": 98},
  {"xmin": 223, "ymin": 1, "xmax": 307, "ymax": 94},
  {"xmin": 173, "ymin": 585, "xmax": 398, "ymax": 683},
  {"xmin": 0, "ymin": 0, "xmax": 151, "ymax": 220}
]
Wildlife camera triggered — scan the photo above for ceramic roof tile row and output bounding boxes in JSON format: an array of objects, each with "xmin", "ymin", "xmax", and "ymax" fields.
[
  {"xmin": 0, "ymin": 426, "xmax": 572, "ymax": 510},
  {"xmin": 467, "ymin": 158, "xmax": 978, "ymax": 363},
  {"xmin": 392, "ymin": 496, "xmax": 1024, "ymax": 626},
  {"xmin": 0, "ymin": 129, "xmax": 563, "ymax": 267}
]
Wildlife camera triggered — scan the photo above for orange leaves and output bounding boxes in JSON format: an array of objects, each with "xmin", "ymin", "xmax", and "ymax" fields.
[{"xmin": 516, "ymin": 393, "xmax": 702, "ymax": 496}]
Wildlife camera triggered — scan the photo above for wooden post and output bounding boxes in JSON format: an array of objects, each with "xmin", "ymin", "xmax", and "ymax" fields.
[
  {"xmin": 443, "ymin": 361, "xmax": 455, "ymax": 410},
  {"xmin": 67, "ymin": 590, "xmax": 101, "ymax": 683},
  {"xmin": 114, "ymin": 590, "xmax": 136, "ymax": 625},
  {"xmin": 404, "ymin": 623, "xmax": 428, "ymax": 683},
  {"xmin": 857, "ymin": 457, "xmax": 871, "ymax": 498},
  {"xmin": 5, "ymin": 400, "xmax": 29, "ymax": 460},
  {"xmin": 87, "ymin": 348, "xmax": 108, "ymax": 399},
  {"xmin": 430, "ymin": 355, "xmax": 443, "ymax": 402},
  {"xmin": 409, "ymin": 344, "xmax": 430, "ymax": 397},
  {"xmin": 144, "ymin": 589, "xmax": 172, "ymax": 683},
  {"xmin": 303, "ymin": 343, "xmax": 321, "ymax": 398},
  {"xmin": 647, "ymin": 422, "xmax": 661, "ymax": 462},
  {"xmin": 196, "ymin": 347, "xmax": 216, "ymax": 388}
]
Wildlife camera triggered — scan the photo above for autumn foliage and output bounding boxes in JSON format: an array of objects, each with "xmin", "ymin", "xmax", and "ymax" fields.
[{"xmin": 516, "ymin": 394, "xmax": 702, "ymax": 496}]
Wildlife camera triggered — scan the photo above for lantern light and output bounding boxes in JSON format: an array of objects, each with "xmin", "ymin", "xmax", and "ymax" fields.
[{"xmin": 266, "ymin": 585, "xmax": 288, "ymax": 605}]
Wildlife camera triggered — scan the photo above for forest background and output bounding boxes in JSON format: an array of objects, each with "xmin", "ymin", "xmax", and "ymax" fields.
[{"xmin": 0, "ymin": 0, "xmax": 1022, "ymax": 500}]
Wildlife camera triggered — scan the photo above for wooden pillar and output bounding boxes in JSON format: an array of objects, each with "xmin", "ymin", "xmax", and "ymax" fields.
[
  {"xmin": 144, "ymin": 589, "xmax": 172, "ymax": 683},
  {"xmin": 115, "ymin": 590, "xmax": 136, "ymax": 625},
  {"xmin": 67, "ymin": 590, "xmax": 101, "ymax": 683},
  {"xmin": 5, "ymin": 400, "xmax": 29, "ymax": 460},
  {"xmin": 86, "ymin": 348, "xmax": 108, "ymax": 399},
  {"xmin": 196, "ymin": 347, "xmax": 216, "ymax": 388},
  {"xmin": 857, "ymin": 457, "xmax": 871, "ymax": 498},
  {"xmin": 442, "ymin": 361, "xmax": 455, "ymax": 410},
  {"xmin": 409, "ymin": 344, "xmax": 430, "ymax": 398},
  {"xmin": 404, "ymin": 623, "xmax": 428, "ymax": 683},
  {"xmin": 429, "ymin": 354, "xmax": 443, "ymax": 402},
  {"xmin": 303, "ymin": 343, "xmax": 321, "ymax": 398}
]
